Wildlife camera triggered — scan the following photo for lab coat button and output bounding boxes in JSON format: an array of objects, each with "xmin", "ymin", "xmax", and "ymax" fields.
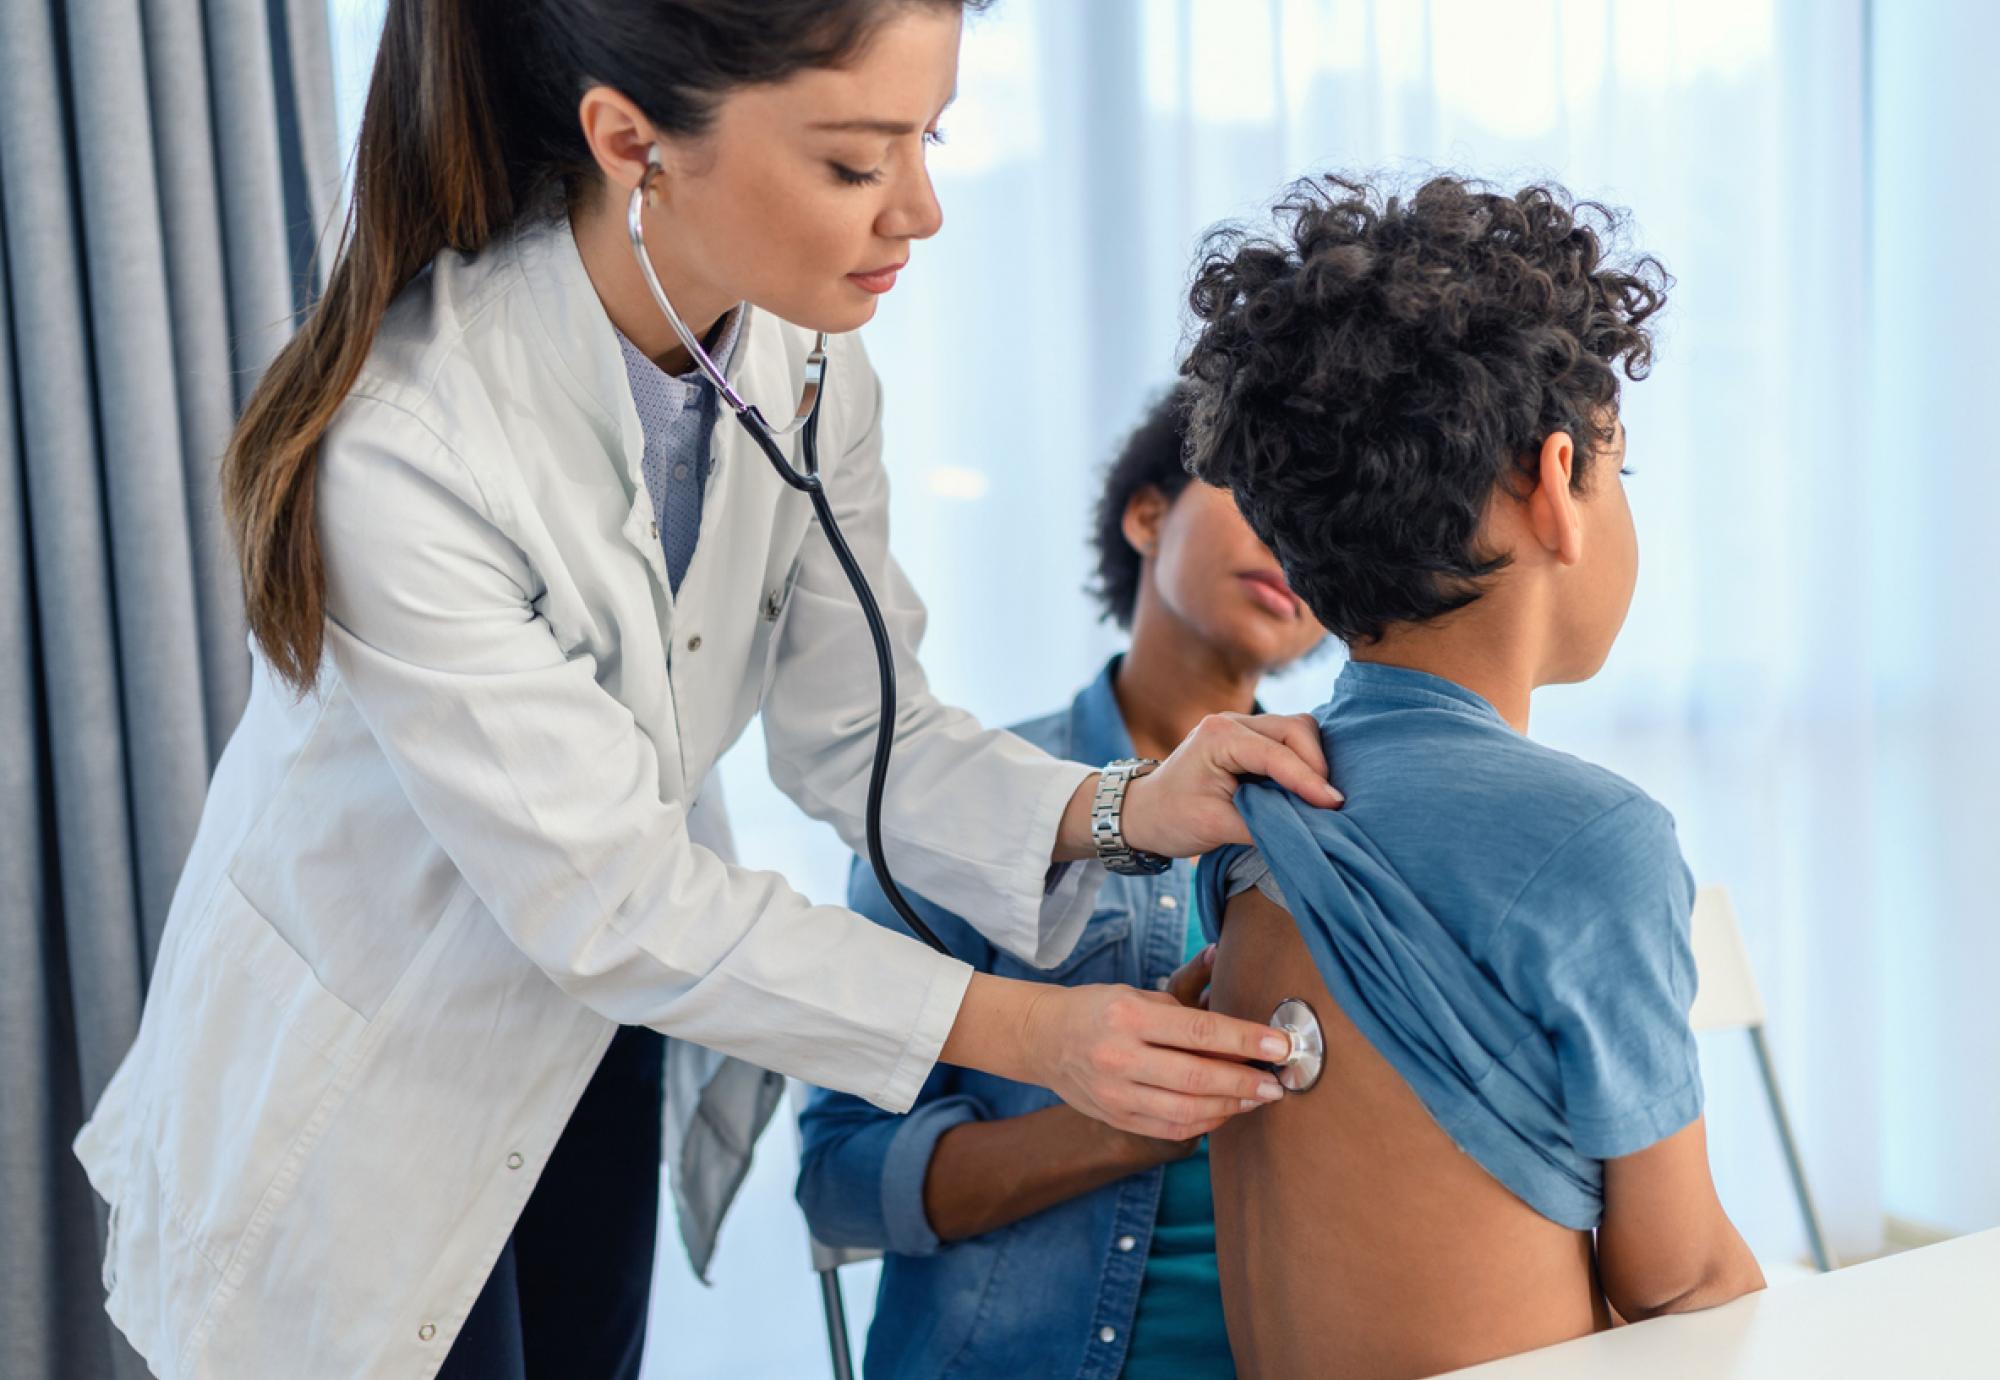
[
  {"xmin": 1158, "ymin": 894, "xmax": 1179, "ymax": 909},
  {"xmin": 418, "ymin": 1324, "xmax": 437, "ymax": 1342},
  {"xmin": 506, "ymin": 1152, "xmax": 523, "ymax": 1170},
  {"xmin": 1099, "ymin": 1326, "xmax": 1117, "ymax": 1344},
  {"xmin": 1116, "ymin": 1234, "xmax": 1137, "ymax": 1252},
  {"xmin": 687, "ymin": 634, "xmax": 702, "ymax": 652},
  {"xmin": 649, "ymin": 521, "xmax": 660, "ymax": 540}
]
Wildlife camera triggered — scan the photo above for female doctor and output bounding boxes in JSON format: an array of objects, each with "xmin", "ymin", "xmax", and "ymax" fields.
[{"xmin": 73, "ymin": 2, "xmax": 1342, "ymax": 1376}]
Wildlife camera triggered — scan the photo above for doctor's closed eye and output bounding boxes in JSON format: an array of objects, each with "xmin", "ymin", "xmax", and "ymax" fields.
[{"xmin": 826, "ymin": 127, "xmax": 948, "ymax": 186}]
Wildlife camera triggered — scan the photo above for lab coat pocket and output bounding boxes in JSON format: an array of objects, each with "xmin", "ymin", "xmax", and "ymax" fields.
[{"xmin": 150, "ymin": 878, "xmax": 366, "ymax": 1271}]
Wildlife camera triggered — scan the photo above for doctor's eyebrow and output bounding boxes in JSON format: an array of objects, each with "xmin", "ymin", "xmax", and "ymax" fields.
[
  {"xmin": 809, "ymin": 96, "xmax": 958, "ymax": 136},
  {"xmin": 809, "ymin": 119, "xmax": 925, "ymax": 135}
]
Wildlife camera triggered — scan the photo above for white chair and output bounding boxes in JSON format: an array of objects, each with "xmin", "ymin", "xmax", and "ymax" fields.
[
  {"xmin": 788, "ymin": 1079, "xmax": 880, "ymax": 1380},
  {"xmin": 1687, "ymin": 885, "xmax": 1838, "ymax": 1272}
]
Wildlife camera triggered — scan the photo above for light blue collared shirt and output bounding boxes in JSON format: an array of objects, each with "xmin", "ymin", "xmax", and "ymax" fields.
[
  {"xmin": 1199, "ymin": 661, "xmax": 1704, "ymax": 1229},
  {"xmin": 615, "ymin": 310, "xmax": 743, "ymax": 594}
]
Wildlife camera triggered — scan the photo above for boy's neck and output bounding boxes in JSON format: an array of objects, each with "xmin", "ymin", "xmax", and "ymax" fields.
[
  {"xmin": 1113, "ymin": 610, "xmax": 1260, "ymax": 763},
  {"xmin": 1348, "ymin": 619, "xmax": 1538, "ymax": 734}
]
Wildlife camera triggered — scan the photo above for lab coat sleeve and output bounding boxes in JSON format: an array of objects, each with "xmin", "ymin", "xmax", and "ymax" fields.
[
  {"xmin": 795, "ymin": 858, "xmax": 1005, "ymax": 1255},
  {"xmin": 760, "ymin": 333, "xmax": 1107, "ymax": 969},
  {"xmin": 315, "ymin": 393, "xmax": 970, "ymax": 1114}
]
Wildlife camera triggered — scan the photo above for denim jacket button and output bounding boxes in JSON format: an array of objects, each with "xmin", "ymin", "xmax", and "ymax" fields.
[
  {"xmin": 1116, "ymin": 1234, "xmax": 1137, "ymax": 1252},
  {"xmin": 1099, "ymin": 1326, "xmax": 1117, "ymax": 1344},
  {"xmin": 1158, "ymin": 894, "xmax": 1179, "ymax": 909}
]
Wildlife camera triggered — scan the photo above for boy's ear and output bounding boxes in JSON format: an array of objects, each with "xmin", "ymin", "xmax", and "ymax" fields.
[
  {"xmin": 1121, "ymin": 486, "xmax": 1172, "ymax": 557},
  {"xmin": 1525, "ymin": 432, "xmax": 1583, "ymax": 566}
]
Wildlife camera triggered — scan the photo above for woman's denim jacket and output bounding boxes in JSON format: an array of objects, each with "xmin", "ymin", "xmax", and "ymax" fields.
[{"xmin": 796, "ymin": 659, "xmax": 1210, "ymax": 1380}]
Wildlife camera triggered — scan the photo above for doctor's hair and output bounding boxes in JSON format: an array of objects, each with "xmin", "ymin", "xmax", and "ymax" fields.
[
  {"xmin": 1089, "ymin": 386, "xmax": 1196, "ymax": 629},
  {"xmin": 1180, "ymin": 173, "xmax": 1669, "ymax": 646},
  {"xmin": 225, "ymin": 0, "xmax": 991, "ymax": 692}
]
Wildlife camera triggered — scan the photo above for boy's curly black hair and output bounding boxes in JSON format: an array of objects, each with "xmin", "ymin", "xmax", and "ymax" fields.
[
  {"xmin": 1088, "ymin": 385, "xmax": 1195, "ymax": 628},
  {"xmin": 1180, "ymin": 174, "xmax": 1670, "ymax": 645}
]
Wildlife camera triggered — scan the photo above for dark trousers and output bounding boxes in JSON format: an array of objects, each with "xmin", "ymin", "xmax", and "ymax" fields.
[{"xmin": 437, "ymin": 1025, "xmax": 667, "ymax": 1380}]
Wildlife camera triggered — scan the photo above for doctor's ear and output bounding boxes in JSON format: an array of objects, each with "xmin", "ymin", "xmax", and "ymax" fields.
[
  {"xmin": 1121, "ymin": 486, "xmax": 1172, "ymax": 558},
  {"xmin": 577, "ymin": 85, "xmax": 671, "ymax": 196}
]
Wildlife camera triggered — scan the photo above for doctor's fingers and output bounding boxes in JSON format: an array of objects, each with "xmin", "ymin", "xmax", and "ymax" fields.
[
  {"xmin": 1233, "ymin": 710, "xmax": 1332, "ymax": 779},
  {"xmin": 1122, "ymin": 1045, "xmax": 1287, "ymax": 1111},
  {"xmin": 1123, "ymin": 988, "xmax": 1293, "ymax": 1067},
  {"xmin": 1217, "ymin": 715, "xmax": 1344, "ymax": 809},
  {"xmin": 1107, "ymin": 1087, "xmax": 1247, "ymax": 1141}
]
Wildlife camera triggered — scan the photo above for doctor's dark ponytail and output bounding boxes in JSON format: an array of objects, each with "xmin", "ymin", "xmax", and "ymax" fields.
[{"xmin": 226, "ymin": 0, "xmax": 986, "ymax": 692}]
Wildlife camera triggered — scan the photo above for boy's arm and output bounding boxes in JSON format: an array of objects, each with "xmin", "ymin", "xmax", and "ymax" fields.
[{"xmin": 1597, "ymin": 1116, "xmax": 1765, "ymax": 1320}]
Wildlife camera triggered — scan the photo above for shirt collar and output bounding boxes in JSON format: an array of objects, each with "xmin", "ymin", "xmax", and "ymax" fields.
[
  {"xmin": 614, "ymin": 308, "xmax": 745, "ymax": 426},
  {"xmin": 1334, "ymin": 659, "xmax": 1506, "ymax": 724}
]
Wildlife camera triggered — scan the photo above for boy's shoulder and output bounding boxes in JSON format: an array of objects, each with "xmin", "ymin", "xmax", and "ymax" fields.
[
  {"xmin": 1325, "ymin": 667, "xmax": 1651, "ymax": 810},
  {"xmin": 1315, "ymin": 666, "xmax": 1684, "ymax": 902}
]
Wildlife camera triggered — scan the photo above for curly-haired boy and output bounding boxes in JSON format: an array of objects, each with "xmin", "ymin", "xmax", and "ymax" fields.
[{"xmin": 1183, "ymin": 175, "xmax": 1764, "ymax": 1378}]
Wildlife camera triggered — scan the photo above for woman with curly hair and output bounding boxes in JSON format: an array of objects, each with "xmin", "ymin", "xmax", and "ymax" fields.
[{"xmin": 1180, "ymin": 175, "xmax": 1764, "ymax": 1378}]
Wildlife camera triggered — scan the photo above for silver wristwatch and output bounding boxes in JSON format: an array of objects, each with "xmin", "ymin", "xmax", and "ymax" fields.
[{"xmin": 1091, "ymin": 758, "xmax": 1172, "ymax": 876}]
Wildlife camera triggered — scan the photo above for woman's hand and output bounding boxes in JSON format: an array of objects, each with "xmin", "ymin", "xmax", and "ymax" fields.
[
  {"xmin": 942, "ymin": 967, "xmax": 1289, "ymax": 1142},
  {"xmin": 1054, "ymin": 712, "xmax": 1342, "ymax": 863},
  {"xmin": 1028, "ymin": 976, "xmax": 1288, "ymax": 1140},
  {"xmin": 1123, "ymin": 712, "xmax": 1342, "ymax": 857},
  {"xmin": 1113, "ymin": 943, "xmax": 1224, "ymax": 1164}
]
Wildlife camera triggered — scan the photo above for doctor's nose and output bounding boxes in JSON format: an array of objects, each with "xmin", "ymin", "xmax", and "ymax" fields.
[{"xmin": 878, "ymin": 166, "xmax": 944, "ymax": 243}]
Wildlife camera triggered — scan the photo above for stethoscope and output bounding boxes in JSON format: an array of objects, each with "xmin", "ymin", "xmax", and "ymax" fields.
[{"xmin": 628, "ymin": 151, "xmax": 1325, "ymax": 1094}]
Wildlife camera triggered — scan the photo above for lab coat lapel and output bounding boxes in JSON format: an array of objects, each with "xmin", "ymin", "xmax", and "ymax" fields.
[{"xmin": 515, "ymin": 215, "xmax": 673, "ymax": 616}]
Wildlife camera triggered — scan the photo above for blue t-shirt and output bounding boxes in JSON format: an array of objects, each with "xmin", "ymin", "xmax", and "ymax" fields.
[{"xmin": 1195, "ymin": 660, "xmax": 1703, "ymax": 1229}]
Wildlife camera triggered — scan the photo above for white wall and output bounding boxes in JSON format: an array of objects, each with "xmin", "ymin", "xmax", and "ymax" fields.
[{"xmin": 1867, "ymin": 0, "xmax": 2000, "ymax": 1237}]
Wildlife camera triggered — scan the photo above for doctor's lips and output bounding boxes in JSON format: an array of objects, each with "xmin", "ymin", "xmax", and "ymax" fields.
[
  {"xmin": 1239, "ymin": 567, "xmax": 1303, "ymax": 618},
  {"xmin": 847, "ymin": 259, "xmax": 907, "ymax": 294}
]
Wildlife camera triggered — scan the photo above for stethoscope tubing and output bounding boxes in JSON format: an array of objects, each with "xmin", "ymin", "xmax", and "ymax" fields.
[{"xmin": 630, "ymin": 156, "xmax": 951, "ymax": 957}]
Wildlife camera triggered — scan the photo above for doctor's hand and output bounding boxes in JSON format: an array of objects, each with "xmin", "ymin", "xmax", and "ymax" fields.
[
  {"xmin": 941, "ymin": 969, "xmax": 1290, "ymax": 1142},
  {"xmin": 1119, "ymin": 712, "xmax": 1343, "ymax": 857}
]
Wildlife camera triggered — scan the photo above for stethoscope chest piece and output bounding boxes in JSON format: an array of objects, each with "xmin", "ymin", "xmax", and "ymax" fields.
[{"xmin": 1269, "ymin": 998, "xmax": 1325, "ymax": 1093}]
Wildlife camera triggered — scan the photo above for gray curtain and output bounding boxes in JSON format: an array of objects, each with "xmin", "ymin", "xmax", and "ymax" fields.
[{"xmin": 0, "ymin": 2, "xmax": 340, "ymax": 1376}]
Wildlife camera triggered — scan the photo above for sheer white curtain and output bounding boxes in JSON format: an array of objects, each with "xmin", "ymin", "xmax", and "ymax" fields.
[{"xmin": 316, "ymin": 3, "xmax": 1994, "ymax": 1375}]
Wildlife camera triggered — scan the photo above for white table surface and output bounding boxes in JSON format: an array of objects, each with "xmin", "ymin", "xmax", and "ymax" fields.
[{"xmin": 1435, "ymin": 1228, "xmax": 2000, "ymax": 1379}]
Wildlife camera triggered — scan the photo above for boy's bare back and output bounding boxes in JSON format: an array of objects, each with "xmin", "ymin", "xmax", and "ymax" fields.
[{"xmin": 1209, "ymin": 889, "xmax": 1611, "ymax": 1380}]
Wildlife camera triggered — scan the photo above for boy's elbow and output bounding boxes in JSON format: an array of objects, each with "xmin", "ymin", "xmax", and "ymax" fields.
[{"xmin": 1607, "ymin": 1242, "xmax": 1766, "ymax": 1322}]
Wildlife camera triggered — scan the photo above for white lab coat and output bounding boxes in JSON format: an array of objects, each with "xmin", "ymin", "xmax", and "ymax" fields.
[{"xmin": 73, "ymin": 215, "xmax": 1103, "ymax": 1379}]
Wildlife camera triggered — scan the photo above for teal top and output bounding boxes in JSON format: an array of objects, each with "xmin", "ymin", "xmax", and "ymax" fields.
[{"xmin": 1121, "ymin": 882, "xmax": 1234, "ymax": 1378}]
